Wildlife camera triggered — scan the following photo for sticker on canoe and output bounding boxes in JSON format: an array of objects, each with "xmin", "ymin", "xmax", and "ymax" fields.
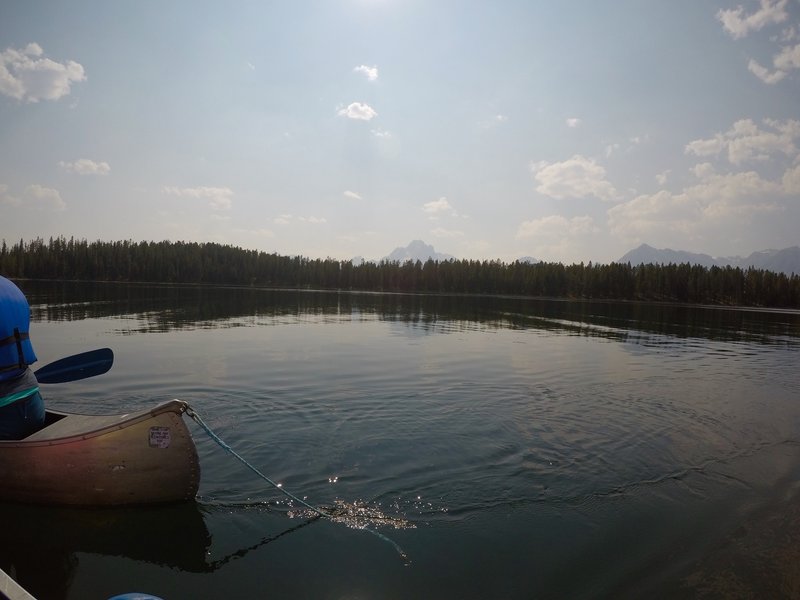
[{"xmin": 149, "ymin": 426, "xmax": 171, "ymax": 448}]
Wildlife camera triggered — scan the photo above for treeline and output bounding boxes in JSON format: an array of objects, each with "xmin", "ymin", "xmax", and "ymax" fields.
[{"xmin": 2, "ymin": 237, "xmax": 799, "ymax": 308}]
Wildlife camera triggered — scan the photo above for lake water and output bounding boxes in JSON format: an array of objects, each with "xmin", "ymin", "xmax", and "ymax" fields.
[{"xmin": 4, "ymin": 282, "xmax": 800, "ymax": 599}]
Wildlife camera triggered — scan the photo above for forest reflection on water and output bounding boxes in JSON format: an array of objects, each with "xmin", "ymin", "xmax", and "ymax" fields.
[{"xmin": 22, "ymin": 279, "xmax": 800, "ymax": 346}]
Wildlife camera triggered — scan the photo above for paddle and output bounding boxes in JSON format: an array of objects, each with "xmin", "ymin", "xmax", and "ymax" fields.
[{"xmin": 34, "ymin": 348, "xmax": 114, "ymax": 384}]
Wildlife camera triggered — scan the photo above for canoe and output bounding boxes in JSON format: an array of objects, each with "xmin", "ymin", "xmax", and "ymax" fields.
[{"xmin": 0, "ymin": 399, "xmax": 200, "ymax": 506}]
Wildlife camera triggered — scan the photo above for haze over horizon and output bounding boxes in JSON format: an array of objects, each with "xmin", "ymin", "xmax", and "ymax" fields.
[{"xmin": 1, "ymin": 1, "xmax": 799, "ymax": 265}]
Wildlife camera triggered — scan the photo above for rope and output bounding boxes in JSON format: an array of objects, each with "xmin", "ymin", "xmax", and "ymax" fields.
[{"xmin": 184, "ymin": 404, "xmax": 410, "ymax": 564}]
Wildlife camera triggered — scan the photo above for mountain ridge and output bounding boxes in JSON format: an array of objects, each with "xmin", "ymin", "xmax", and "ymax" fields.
[
  {"xmin": 359, "ymin": 240, "xmax": 798, "ymax": 276},
  {"xmin": 618, "ymin": 244, "xmax": 800, "ymax": 275}
]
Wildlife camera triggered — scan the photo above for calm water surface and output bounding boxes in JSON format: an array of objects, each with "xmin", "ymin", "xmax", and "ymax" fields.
[{"xmin": 4, "ymin": 282, "xmax": 800, "ymax": 599}]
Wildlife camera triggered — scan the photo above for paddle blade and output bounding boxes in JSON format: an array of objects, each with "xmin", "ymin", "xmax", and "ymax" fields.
[{"xmin": 34, "ymin": 348, "xmax": 114, "ymax": 384}]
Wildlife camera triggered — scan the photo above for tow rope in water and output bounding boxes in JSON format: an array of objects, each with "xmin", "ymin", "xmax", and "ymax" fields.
[{"xmin": 184, "ymin": 405, "xmax": 410, "ymax": 564}]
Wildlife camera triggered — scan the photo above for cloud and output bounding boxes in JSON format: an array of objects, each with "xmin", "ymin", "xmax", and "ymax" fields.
[
  {"xmin": 59, "ymin": 159, "xmax": 111, "ymax": 175},
  {"xmin": 747, "ymin": 57, "xmax": 788, "ymax": 83},
  {"xmin": 162, "ymin": 186, "xmax": 233, "ymax": 210},
  {"xmin": 687, "ymin": 165, "xmax": 783, "ymax": 215},
  {"xmin": 566, "ymin": 117, "xmax": 582, "ymax": 128},
  {"xmin": 613, "ymin": 116, "xmax": 798, "ymax": 248},
  {"xmin": 343, "ymin": 190, "xmax": 363, "ymax": 200},
  {"xmin": 299, "ymin": 216, "xmax": 327, "ymax": 224},
  {"xmin": 337, "ymin": 102, "xmax": 377, "ymax": 121},
  {"xmin": 748, "ymin": 43, "xmax": 800, "ymax": 83},
  {"xmin": 1, "ymin": 183, "xmax": 65, "ymax": 210},
  {"xmin": 685, "ymin": 118, "xmax": 800, "ymax": 164},
  {"xmin": 716, "ymin": 1, "xmax": 799, "ymax": 84},
  {"xmin": 530, "ymin": 155, "xmax": 617, "ymax": 201},
  {"xmin": 774, "ymin": 25, "xmax": 798, "ymax": 43},
  {"xmin": 655, "ymin": 170, "xmax": 671, "ymax": 185},
  {"xmin": 274, "ymin": 214, "xmax": 292, "ymax": 225},
  {"xmin": 0, "ymin": 184, "xmax": 18, "ymax": 206},
  {"xmin": 717, "ymin": 0, "xmax": 788, "ymax": 39},
  {"xmin": 354, "ymin": 65, "xmax": 378, "ymax": 81},
  {"xmin": 422, "ymin": 197, "xmax": 456, "ymax": 217},
  {"xmin": 783, "ymin": 162, "xmax": 800, "ymax": 193},
  {"xmin": 24, "ymin": 184, "xmax": 66, "ymax": 211},
  {"xmin": 371, "ymin": 128, "xmax": 391, "ymax": 138},
  {"xmin": 0, "ymin": 43, "xmax": 86, "ymax": 102},
  {"xmin": 774, "ymin": 42, "xmax": 800, "ymax": 71},
  {"xmin": 608, "ymin": 167, "xmax": 783, "ymax": 240}
]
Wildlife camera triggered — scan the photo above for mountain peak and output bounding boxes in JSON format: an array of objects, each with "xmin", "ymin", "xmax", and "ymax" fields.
[{"xmin": 384, "ymin": 240, "xmax": 454, "ymax": 263}]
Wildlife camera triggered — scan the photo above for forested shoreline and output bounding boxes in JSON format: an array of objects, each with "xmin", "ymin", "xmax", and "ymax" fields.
[{"xmin": 2, "ymin": 237, "xmax": 799, "ymax": 308}]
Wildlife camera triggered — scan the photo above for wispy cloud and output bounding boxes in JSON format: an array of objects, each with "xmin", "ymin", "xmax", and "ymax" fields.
[
  {"xmin": 422, "ymin": 197, "xmax": 459, "ymax": 219},
  {"xmin": 24, "ymin": 184, "xmax": 66, "ymax": 211},
  {"xmin": 344, "ymin": 190, "xmax": 363, "ymax": 200},
  {"xmin": 299, "ymin": 216, "xmax": 327, "ymax": 224},
  {"xmin": 566, "ymin": 117, "xmax": 582, "ymax": 128},
  {"xmin": 59, "ymin": 159, "xmax": 110, "ymax": 175},
  {"xmin": 608, "ymin": 164, "xmax": 785, "ymax": 243},
  {"xmin": 685, "ymin": 118, "xmax": 800, "ymax": 164},
  {"xmin": 0, "ymin": 43, "xmax": 86, "ymax": 102},
  {"xmin": 748, "ymin": 43, "xmax": 800, "ymax": 84},
  {"xmin": 530, "ymin": 155, "xmax": 617, "ymax": 201},
  {"xmin": 717, "ymin": 0, "xmax": 788, "ymax": 39},
  {"xmin": 783, "ymin": 162, "xmax": 800, "ymax": 193},
  {"xmin": 337, "ymin": 102, "xmax": 377, "ymax": 121},
  {"xmin": 716, "ymin": 1, "xmax": 798, "ymax": 84},
  {"xmin": 422, "ymin": 197, "xmax": 452, "ymax": 213},
  {"xmin": 354, "ymin": 64, "xmax": 378, "ymax": 81},
  {"xmin": 0, "ymin": 183, "xmax": 65, "ymax": 210},
  {"xmin": 162, "ymin": 186, "xmax": 234, "ymax": 210},
  {"xmin": 273, "ymin": 214, "xmax": 327, "ymax": 225},
  {"xmin": 0, "ymin": 184, "xmax": 18, "ymax": 206}
]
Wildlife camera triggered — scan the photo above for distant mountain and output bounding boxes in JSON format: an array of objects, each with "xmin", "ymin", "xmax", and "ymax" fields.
[
  {"xmin": 517, "ymin": 256, "xmax": 540, "ymax": 264},
  {"xmin": 618, "ymin": 244, "xmax": 800, "ymax": 275},
  {"xmin": 383, "ymin": 240, "xmax": 455, "ymax": 263},
  {"xmin": 618, "ymin": 244, "xmax": 719, "ymax": 268},
  {"xmin": 742, "ymin": 247, "xmax": 800, "ymax": 275}
]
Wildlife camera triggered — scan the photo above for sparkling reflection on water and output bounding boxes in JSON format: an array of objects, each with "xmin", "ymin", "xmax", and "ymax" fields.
[{"xmin": 5, "ymin": 281, "xmax": 800, "ymax": 599}]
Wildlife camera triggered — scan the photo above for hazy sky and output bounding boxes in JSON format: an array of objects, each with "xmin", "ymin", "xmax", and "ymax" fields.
[{"xmin": 1, "ymin": 0, "xmax": 799, "ymax": 264}]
